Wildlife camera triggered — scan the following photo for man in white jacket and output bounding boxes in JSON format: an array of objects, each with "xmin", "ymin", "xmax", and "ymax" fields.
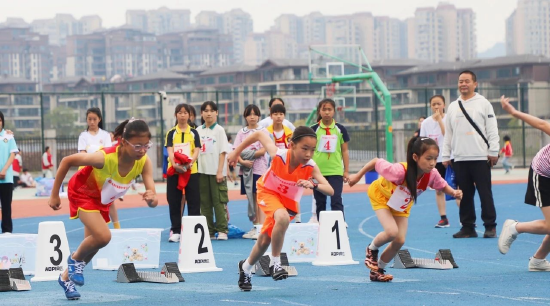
[{"xmin": 442, "ymin": 70, "xmax": 500, "ymax": 239}]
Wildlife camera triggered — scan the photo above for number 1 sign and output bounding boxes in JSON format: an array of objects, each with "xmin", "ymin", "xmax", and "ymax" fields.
[
  {"xmin": 31, "ymin": 221, "xmax": 70, "ymax": 282},
  {"xmin": 312, "ymin": 211, "xmax": 358, "ymax": 266},
  {"xmin": 177, "ymin": 216, "xmax": 222, "ymax": 273}
]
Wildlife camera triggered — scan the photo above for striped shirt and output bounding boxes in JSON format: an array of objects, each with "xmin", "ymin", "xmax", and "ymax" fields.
[{"xmin": 532, "ymin": 143, "xmax": 550, "ymax": 178}]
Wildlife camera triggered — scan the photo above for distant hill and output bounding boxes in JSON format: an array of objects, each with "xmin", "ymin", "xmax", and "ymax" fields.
[{"xmin": 478, "ymin": 42, "xmax": 506, "ymax": 58}]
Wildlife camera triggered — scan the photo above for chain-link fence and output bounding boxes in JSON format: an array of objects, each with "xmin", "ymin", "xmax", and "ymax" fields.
[{"xmin": 2, "ymin": 85, "xmax": 549, "ymax": 180}]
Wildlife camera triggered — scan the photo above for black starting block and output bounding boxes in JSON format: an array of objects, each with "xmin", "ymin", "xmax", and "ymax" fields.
[
  {"xmin": 392, "ymin": 249, "xmax": 457, "ymax": 270},
  {"xmin": 0, "ymin": 268, "xmax": 31, "ymax": 292},
  {"xmin": 253, "ymin": 253, "xmax": 297, "ymax": 277},
  {"xmin": 117, "ymin": 263, "xmax": 181, "ymax": 283}
]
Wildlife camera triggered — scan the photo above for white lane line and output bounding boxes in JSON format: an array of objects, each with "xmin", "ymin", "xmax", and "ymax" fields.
[
  {"xmin": 407, "ymin": 290, "xmax": 460, "ymax": 295},
  {"xmin": 220, "ymin": 300, "xmax": 271, "ymax": 305},
  {"xmin": 273, "ymin": 298, "xmax": 311, "ymax": 306},
  {"xmin": 449, "ymin": 288, "xmax": 550, "ymax": 305}
]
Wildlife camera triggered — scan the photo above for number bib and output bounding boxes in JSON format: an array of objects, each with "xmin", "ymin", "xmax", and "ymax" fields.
[
  {"xmin": 174, "ymin": 142, "xmax": 191, "ymax": 157},
  {"xmin": 200, "ymin": 138, "xmax": 214, "ymax": 154},
  {"xmin": 387, "ymin": 185, "xmax": 424, "ymax": 212},
  {"xmin": 263, "ymin": 172, "xmax": 304, "ymax": 202},
  {"xmin": 318, "ymin": 135, "xmax": 337, "ymax": 153},
  {"xmin": 100, "ymin": 178, "xmax": 133, "ymax": 205}
]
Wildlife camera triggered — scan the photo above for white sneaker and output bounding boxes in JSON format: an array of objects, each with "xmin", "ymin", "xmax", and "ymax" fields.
[
  {"xmin": 498, "ymin": 219, "xmax": 518, "ymax": 254},
  {"xmin": 308, "ymin": 214, "xmax": 318, "ymax": 224},
  {"xmin": 168, "ymin": 233, "xmax": 180, "ymax": 243},
  {"xmin": 529, "ymin": 257, "xmax": 550, "ymax": 271},
  {"xmin": 294, "ymin": 214, "xmax": 302, "ymax": 223},
  {"xmin": 217, "ymin": 232, "xmax": 228, "ymax": 240},
  {"xmin": 242, "ymin": 227, "xmax": 257, "ymax": 239}
]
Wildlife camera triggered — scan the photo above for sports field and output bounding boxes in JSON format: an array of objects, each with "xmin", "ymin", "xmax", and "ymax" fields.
[{"xmin": 3, "ymin": 170, "xmax": 548, "ymax": 306}]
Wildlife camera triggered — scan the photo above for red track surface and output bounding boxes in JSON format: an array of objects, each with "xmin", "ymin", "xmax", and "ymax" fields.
[{"xmin": 9, "ymin": 179, "xmax": 526, "ymax": 220}]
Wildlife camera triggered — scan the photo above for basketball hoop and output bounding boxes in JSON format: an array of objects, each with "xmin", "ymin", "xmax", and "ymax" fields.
[
  {"xmin": 336, "ymin": 106, "xmax": 345, "ymax": 122},
  {"xmin": 326, "ymin": 83, "xmax": 336, "ymax": 98}
]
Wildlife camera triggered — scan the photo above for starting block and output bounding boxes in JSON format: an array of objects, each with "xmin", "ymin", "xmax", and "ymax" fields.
[
  {"xmin": 392, "ymin": 249, "xmax": 457, "ymax": 270},
  {"xmin": 253, "ymin": 253, "xmax": 297, "ymax": 277},
  {"xmin": 0, "ymin": 268, "xmax": 31, "ymax": 292},
  {"xmin": 116, "ymin": 263, "xmax": 181, "ymax": 284}
]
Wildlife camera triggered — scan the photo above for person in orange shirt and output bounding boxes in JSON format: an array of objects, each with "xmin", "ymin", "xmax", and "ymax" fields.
[
  {"xmin": 228, "ymin": 126, "xmax": 334, "ymax": 291},
  {"xmin": 48, "ymin": 119, "xmax": 158, "ymax": 300}
]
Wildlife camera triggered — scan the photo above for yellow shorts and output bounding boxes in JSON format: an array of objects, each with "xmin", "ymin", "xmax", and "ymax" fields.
[{"xmin": 367, "ymin": 183, "xmax": 412, "ymax": 218}]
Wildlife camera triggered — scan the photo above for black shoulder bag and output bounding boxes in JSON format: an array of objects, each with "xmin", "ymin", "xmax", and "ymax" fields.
[{"xmin": 458, "ymin": 100, "xmax": 500, "ymax": 163}]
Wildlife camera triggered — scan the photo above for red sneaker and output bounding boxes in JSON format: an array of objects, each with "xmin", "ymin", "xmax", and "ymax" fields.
[
  {"xmin": 365, "ymin": 245, "xmax": 379, "ymax": 270},
  {"xmin": 369, "ymin": 268, "xmax": 393, "ymax": 282}
]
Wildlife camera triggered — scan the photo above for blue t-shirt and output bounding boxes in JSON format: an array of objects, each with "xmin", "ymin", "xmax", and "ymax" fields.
[{"xmin": 0, "ymin": 129, "xmax": 19, "ymax": 184}]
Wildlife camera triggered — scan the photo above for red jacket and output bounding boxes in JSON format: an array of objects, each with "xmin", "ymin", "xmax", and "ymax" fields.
[
  {"xmin": 166, "ymin": 152, "xmax": 192, "ymax": 193},
  {"xmin": 500, "ymin": 141, "xmax": 513, "ymax": 157},
  {"xmin": 42, "ymin": 152, "xmax": 53, "ymax": 170}
]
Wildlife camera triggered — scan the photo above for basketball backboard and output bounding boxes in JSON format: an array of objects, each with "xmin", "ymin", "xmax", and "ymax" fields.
[{"xmin": 309, "ymin": 45, "xmax": 370, "ymax": 84}]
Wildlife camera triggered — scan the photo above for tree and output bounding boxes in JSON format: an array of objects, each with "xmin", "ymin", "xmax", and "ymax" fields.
[{"xmin": 44, "ymin": 106, "xmax": 82, "ymax": 136}]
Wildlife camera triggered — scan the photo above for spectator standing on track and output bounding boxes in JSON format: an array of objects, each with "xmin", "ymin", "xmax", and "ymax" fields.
[
  {"xmin": 196, "ymin": 101, "xmax": 230, "ymax": 240},
  {"xmin": 165, "ymin": 103, "xmax": 201, "ymax": 243},
  {"xmin": 310, "ymin": 98, "xmax": 350, "ymax": 222},
  {"xmin": 442, "ymin": 70, "xmax": 500, "ymax": 239},
  {"xmin": 259, "ymin": 98, "xmax": 296, "ymax": 131},
  {"xmin": 0, "ymin": 110, "xmax": 18, "ymax": 233},
  {"xmin": 233, "ymin": 105, "xmax": 269, "ymax": 239},
  {"xmin": 420, "ymin": 95, "xmax": 459, "ymax": 228}
]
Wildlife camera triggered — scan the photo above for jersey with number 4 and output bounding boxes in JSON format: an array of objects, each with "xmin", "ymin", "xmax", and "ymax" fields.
[
  {"xmin": 68, "ymin": 146, "xmax": 146, "ymax": 206},
  {"xmin": 311, "ymin": 120, "xmax": 350, "ymax": 176},
  {"xmin": 257, "ymin": 149, "xmax": 315, "ymax": 208}
]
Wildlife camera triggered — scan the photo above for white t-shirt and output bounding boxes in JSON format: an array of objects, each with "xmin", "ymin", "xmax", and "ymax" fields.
[
  {"xmin": 420, "ymin": 115, "xmax": 447, "ymax": 163},
  {"xmin": 259, "ymin": 117, "xmax": 296, "ymax": 131},
  {"xmin": 78, "ymin": 129, "xmax": 112, "ymax": 153},
  {"xmin": 196, "ymin": 123, "xmax": 229, "ymax": 176},
  {"xmin": 20, "ymin": 172, "xmax": 34, "ymax": 186}
]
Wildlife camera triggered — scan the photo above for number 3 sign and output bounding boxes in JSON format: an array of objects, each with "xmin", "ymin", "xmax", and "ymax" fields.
[{"xmin": 32, "ymin": 221, "xmax": 70, "ymax": 282}]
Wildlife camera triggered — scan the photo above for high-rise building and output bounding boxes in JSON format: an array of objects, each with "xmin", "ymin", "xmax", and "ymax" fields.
[
  {"xmin": 126, "ymin": 7, "xmax": 191, "ymax": 35},
  {"xmin": 65, "ymin": 28, "xmax": 160, "ymax": 78},
  {"xmin": 195, "ymin": 11, "xmax": 224, "ymax": 33},
  {"xmin": 244, "ymin": 31, "xmax": 297, "ymax": 65},
  {"xmin": 223, "ymin": 9, "xmax": 253, "ymax": 64},
  {"xmin": 506, "ymin": 0, "xmax": 550, "ymax": 56},
  {"xmin": 374, "ymin": 16, "xmax": 407, "ymax": 60},
  {"xmin": 31, "ymin": 14, "xmax": 102, "ymax": 45},
  {"xmin": 408, "ymin": 3, "xmax": 476, "ymax": 62},
  {"xmin": 0, "ymin": 27, "xmax": 51, "ymax": 86}
]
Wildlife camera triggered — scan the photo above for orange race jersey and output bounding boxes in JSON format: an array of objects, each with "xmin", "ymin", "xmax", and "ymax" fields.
[
  {"xmin": 257, "ymin": 148, "xmax": 315, "ymax": 211},
  {"xmin": 68, "ymin": 146, "xmax": 146, "ymax": 207}
]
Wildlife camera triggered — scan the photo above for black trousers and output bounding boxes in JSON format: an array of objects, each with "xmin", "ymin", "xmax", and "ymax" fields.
[
  {"xmin": 167, "ymin": 173, "xmax": 201, "ymax": 234},
  {"xmin": 453, "ymin": 160, "xmax": 497, "ymax": 229},
  {"xmin": 314, "ymin": 175, "xmax": 344, "ymax": 220},
  {"xmin": 0, "ymin": 183, "xmax": 13, "ymax": 233}
]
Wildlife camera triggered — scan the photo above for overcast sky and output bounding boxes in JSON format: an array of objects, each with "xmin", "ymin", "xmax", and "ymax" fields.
[{"xmin": 2, "ymin": 0, "xmax": 518, "ymax": 52}]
